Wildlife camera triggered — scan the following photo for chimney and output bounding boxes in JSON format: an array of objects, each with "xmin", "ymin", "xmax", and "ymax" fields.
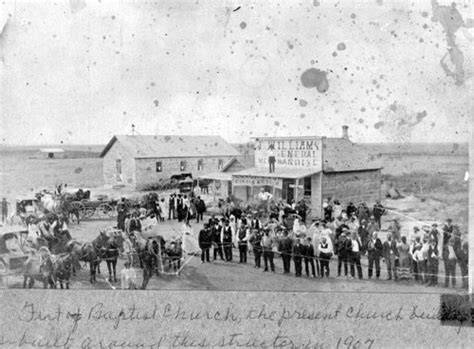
[{"xmin": 342, "ymin": 125, "xmax": 349, "ymax": 139}]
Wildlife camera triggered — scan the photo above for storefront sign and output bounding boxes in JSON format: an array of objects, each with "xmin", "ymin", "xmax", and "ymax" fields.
[
  {"xmin": 233, "ymin": 175, "xmax": 283, "ymax": 188},
  {"xmin": 254, "ymin": 138, "xmax": 322, "ymax": 170}
]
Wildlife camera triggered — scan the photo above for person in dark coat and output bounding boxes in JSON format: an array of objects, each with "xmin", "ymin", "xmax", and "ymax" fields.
[
  {"xmin": 195, "ymin": 196, "xmax": 206, "ymax": 223},
  {"xmin": 168, "ymin": 194, "xmax": 176, "ymax": 220},
  {"xmin": 129, "ymin": 211, "xmax": 142, "ymax": 233},
  {"xmin": 348, "ymin": 232, "xmax": 363, "ymax": 279},
  {"xmin": 366, "ymin": 231, "xmax": 383, "ymax": 279},
  {"xmin": 221, "ymin": 220, "xmax": 233, "ymax": 262},
  {"xmin": 382, "ymin": 233, "xmax": 398, "ymax": 280},
  {"xmin": 198, "ymin": 223, "xmax": 212, "ymax": 263},
  {"xmin": 372, "ymin": 200, "xmax": 385, "ymax": 228},
  {"xmin": 303, "ymin": 237, "xmax": 316, "ymax": 277},
  {"xmin": 278, "ymin": 230, "xmax": 293, "ymax": 274},
  {"xmin": 117, "ymin": 198, "xmax": 127, "ymax": 231},
  {"xmin": 336, "ymin": 232, "xmax": 350, "ymax": 277},
  {"xmin": 292, "ymin": 238, "xmax": 304, "ymax": 277},
  {"xmin": 176, "ymin": 194, "xmax": 184, "ymax": 222},
  {"xmin": 455, "ymin": 239, "xmax": 468, "ymax": 289},
  {"xmin": 237, "ymin": 219, "xmax": 249, "ymax": 263},
  {"xmin": 212, "ymin": 220, "xmax": 224, "ymax": 261},
  {"xmin": 249, "ymin": 229, "xmax": 263, "ymax": 268},
  {"xmin": 346, "ymin": 202, "xmax": 357, "ymax": 218}
]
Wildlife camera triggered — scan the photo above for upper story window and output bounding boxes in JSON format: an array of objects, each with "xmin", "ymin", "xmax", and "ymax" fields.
[
  {"xmin": 197, "ymin": 159, "xmax": 203, "ymax": 171},
  {"xmin": 156, "ymin": 161, "xmax": 162, "ymax": 172},
  {"xmin": 180, "ymin": 160, "xmax": 186, "ymax": 171},
  {"xmin": 218, "ymin": 159, "xmax": 224, "ymax": 170}
]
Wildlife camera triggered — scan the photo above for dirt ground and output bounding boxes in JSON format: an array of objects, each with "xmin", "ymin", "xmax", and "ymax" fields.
[{"xmin": 2, "ymin": 212, "xmax": 467, "ymax": 293}]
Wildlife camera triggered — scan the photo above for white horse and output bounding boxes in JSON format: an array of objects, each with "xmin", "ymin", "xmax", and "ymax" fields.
[{"xmin": 40, "ymin": 193, "xmax": 60, "ymax": 213}]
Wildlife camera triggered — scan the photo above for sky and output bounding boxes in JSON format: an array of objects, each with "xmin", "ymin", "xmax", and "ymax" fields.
[{"xmin": 0, "ymin": 0, "xmax": 473, "ymax": 145}]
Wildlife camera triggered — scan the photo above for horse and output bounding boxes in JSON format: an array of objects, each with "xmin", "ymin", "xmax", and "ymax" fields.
[
  {"xmin": 95, "ymin": 230, "xmax": 124, "ymax": 283},
  {"xmin": 129, "ymin": 231, "xmax": 165, "ymax": 289},
  {"xmin": 53, "ymin": 253, "xmax": 73, "ymax": 289},
  {"xmin": 67, "ymin": 240, "xmax": 100, "ymax": 284},
  {"xmin": 23, "ymin": 247, "xmax": 56, "ymax": 289}
]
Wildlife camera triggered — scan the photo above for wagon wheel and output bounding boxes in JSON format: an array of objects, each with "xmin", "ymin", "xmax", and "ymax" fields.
[
  {"xmin": 97, "ymin": 203, "xmax": 114, "ymax": 219},
  {"xmin": 70, "ymin": 201, "xmax": 85, "ymax": 218},
  {"xmin": 84, "ymin": 208, "xmax": 95, "ymax": 219}
]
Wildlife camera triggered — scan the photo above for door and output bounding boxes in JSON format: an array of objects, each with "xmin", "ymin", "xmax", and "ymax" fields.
[{"xmin": 282, "ymin": 179, "xmax": 294, "ymax": 204}]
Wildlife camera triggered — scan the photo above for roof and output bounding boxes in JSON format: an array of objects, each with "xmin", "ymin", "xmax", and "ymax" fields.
[
  {"xmin": 232, "ymin": 167, "xmax": 320, "ymax": 179},
  {"xmin": 39, "ymin": 148, "xmax": 64, "ymax": 153},
  {"xmin": 322, "ymin": 138, "xmax": 382, "ymax": 172},
  {"xmin": 100, "ymin": 135, "xmax": 240, "ymax": 158},
  {"xmin": 198, "ymin": 172, "xmax": 233, "ymax": 181}
]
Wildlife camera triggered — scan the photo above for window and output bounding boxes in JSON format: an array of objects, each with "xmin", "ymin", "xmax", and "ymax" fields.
[
  {"xmin": 156, "ymin": 161, "xmax": 162, "ymax": 172},
  {"xmin": 116, "ymin": 159, "xmax": 122, "ymax": 174},
  {"xmin": 197, "ymin": 159, "xmax": 203, "ymax": 171},
  {"xmin": 115, "ymin": 159, "xmax": 122, "ymax": 182},
  {"xmin": 304, "ymin": 176, "xmax": 312, "ymax": 196},
  {"xmin": 218, "ymin": 159, "xmax": 224, "ymax": 170},
  {"xmin": 180, "ymin": 160, "xmax": 186, "ymax": 171}
]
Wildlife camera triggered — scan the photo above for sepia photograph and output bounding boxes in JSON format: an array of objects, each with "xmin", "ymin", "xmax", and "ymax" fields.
[{"xmin": 0, "ymin": 0, "xmax": 472, "ymax": 302}]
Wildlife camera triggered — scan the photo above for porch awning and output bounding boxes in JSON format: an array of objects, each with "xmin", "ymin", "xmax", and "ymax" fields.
[
  {"xmin": 197, "ymin": 172, "xmax": 233, "ymax": 181},
  {"xmin": 232, "ymin": 167, "xmax": 320, "ymax": 179}
]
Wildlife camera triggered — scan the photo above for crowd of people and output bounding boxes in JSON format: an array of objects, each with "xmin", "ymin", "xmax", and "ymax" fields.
[{"xmin": 188, "ymin": 198, "xmax": 469, "ymax": 290}]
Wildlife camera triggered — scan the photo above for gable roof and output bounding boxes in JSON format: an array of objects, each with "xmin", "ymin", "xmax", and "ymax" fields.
[
  {"xmin": 100, "ymin": 135, "xmax": 240, "ymax": 159},
  {"xmin": 322, "ymin": 138, "xmax": 382, "ymax": 172}
]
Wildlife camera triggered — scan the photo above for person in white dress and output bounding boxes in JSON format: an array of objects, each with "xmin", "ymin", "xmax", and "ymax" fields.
[{"xmin": 182, "ymin": 222, "xmax": 200, "ymax": 255}]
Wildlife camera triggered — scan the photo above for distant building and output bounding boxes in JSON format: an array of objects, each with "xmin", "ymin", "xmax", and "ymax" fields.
[
  {"xmin": 39, "ymin": 148, "xmax": 65, "ymax": 159},
  {"xmin": 100, "ymin": 135, "xmax": 241, "ymax": 189},
  {"xmin": 230, "ymin": 126, "xmax": 382, "ymax": 220}
]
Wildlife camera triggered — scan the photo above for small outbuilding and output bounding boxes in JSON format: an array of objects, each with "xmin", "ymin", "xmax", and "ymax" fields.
[{"xmin": 39, "ymin": 148, "xmax": 65, "ymax": 159}]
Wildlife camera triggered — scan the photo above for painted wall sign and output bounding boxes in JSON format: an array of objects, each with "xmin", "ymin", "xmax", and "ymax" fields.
[
  {"xmin": 254, "ymin": 138, "xmax": 322, "ymax": 170},
  {"xmin": 233, "ymin": 175, "xmax": 283, "ymax": 188}
]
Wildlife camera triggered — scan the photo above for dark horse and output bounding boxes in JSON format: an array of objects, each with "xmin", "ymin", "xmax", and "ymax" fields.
[
  {"xmin": 95, "ymin": 230, "xmax": 124, "ymax": 283},
  {"xmin": 130, "ymin": 232, "xmax": 165, "ymax": 289},
  {"xmin": 67, "ymin": 239, "xmax": 100, "ymax": 284}
]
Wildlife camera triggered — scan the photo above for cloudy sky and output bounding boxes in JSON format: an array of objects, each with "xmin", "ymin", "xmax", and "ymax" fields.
[{"xmin": 0, "ymin": 0, "xmax": 472, "ymax": 145}]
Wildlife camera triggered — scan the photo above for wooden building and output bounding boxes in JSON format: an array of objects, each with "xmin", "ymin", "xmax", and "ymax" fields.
[
  {"xmin": 100, "ymin": 135, "xmax": 240, "ymax": 189},
  {"xmin": 231, "ymin": 126, "xmax": 382, "ymax": 220}
]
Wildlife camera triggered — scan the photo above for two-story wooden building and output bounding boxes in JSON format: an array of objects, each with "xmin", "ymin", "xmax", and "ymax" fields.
[
  {"xmin": 231, "ymin": 126, "xmax": 382, "ymax": 220},
  {"xmin": 100, "ymin": 135, "xmax": 240, "ymax": 190}
]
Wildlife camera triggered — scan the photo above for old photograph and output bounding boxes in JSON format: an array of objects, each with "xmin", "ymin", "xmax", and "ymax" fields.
[{"xmin": 0, "ymin": 0, "xmax": 471, "ymax": 298}]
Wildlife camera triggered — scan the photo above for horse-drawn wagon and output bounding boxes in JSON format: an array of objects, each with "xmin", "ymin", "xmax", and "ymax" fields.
[
  {"xmin": 0, "ymin": 226, "xmax": 29, "ymax": 279},
  {"xmin": 70, "ymin": 198, "xmax": 118, "ymax": 220}
]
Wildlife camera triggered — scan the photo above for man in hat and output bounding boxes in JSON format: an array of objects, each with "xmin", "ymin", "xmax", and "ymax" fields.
[
  {"xmin": 278, "ymin": 230, "xmax": 293, "ymax": 274},
  {"xmin": 168, "ymin": 194, "xmax": 176, "ymax": 220},
  {"xmin": 117, "ymin": 198, "xmax": 127, "ymax": 231},
  {"xmin": 221, "ymin": 219, "xmax": 234, "ymax": 262},
  {"xmin": 198, "ymin": 223, "xmax": 212, "ymax": 263},
  {"xmin": 372, "ymin": 200, "xmax": 385, "ymax": 228},
  {"xmin": 367, "ymin": 231, "xmax": 383, "ymax": 279},
  {"xmin": 336, "ymin": 231, "xmax": 350, "ymax": 278},
  {"xmin": 249, "ymin": 228, "xmax": 263, "ymax": 268},
  {"xmin": 348, "ymin": 231, "xmax": 363, "ymax": 279},
  {"xmin": 292, "ymin": 238, "xmax": 304, "ymax": 277},
  {"xmin": 261, "ymin": 228, "xmax": 275, "ymax": 272},
  {"xmin": 346, "ymin": 202, "xmax": 357, "ymax": 218}
]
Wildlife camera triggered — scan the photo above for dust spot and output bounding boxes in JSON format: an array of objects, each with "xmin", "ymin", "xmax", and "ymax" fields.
[
  {"xmin": 150, "ymin": 82, "xmax": 156, "ymax": 87},
  {"xmin": 332, "ymin": 52, "xmax": 338, "ymax": 57},
  {"xmin": 313, "ymin": 0, "xmax": 320, "ymax": 6},
  {"xmin": 421, "ymin": 11, "xmax": 428, "ymax": 18},
  {"xmin": 300, "ymin": 113, "xmax": 306, "ymax": 119},
  {"xmin": 153, "ymin": 100, "xmax": 159, "ymax": 107},
  {"xmin": 359, "ymin": 118, "xmax": 364, "ymax": 123},
  {"xmin": 240, "ymin": 21, "xmax": 247, "ymax": 29},
  {"xmin": 350, "ymin": 13, "xmax": 356, "ymax": 19},
  {"xmin": 300, "ymin": 68, "xmax": 329, "ymax": 93},
  {"xmin": 164, "ymin": 136, "xmax": 171, "ymax": 142},
  {"xmin": 299, "ymin": 99, "xmax": 308, "ymax": 107},
  {"xmin": 337, "ymin": 42, "xmax": 346, "ymax": 51},
  {"xmin": 274, "ymin": 121, "xmax": 280, "ymax": 126},
  {"xmin": 416, "ymin": 110, "xmax": 427, "ymax": 122},
  {"xmin": 374, "ymin": 121, "xmax": 384, "ymax": 129},
  {"xmin": 360, "ymin": 107, "xmax": 366, "ymax": 112},
  {"xmin": 111, "ymin": 15, "xmax": 116, "ymax": 20},
  {"xmin": 74, "ymin": 167, "xmax": 83, "ymax": 174},
  {"xmin": 287, "ymin": 41, "xmax": 294, "ymax": 49}
]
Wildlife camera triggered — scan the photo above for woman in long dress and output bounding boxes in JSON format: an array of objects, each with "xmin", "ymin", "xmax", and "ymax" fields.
[
  {"xmin": 397, "ymin": 236, "xmax": 411, "ymax": 280},
  {"xmin": 182, "ymin": 222, "xmax": 200, "ymax": 255}
]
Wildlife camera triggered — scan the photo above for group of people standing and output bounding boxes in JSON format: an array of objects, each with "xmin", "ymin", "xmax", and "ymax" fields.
[{"xmin": 191, "ymin": 197, "xmax": 468, "ymax": 290}]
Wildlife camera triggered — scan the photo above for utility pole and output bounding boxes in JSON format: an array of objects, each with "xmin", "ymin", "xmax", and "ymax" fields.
[{"xmin": 469, "ymin": 121, "xmax": 474, "ymax": 295}]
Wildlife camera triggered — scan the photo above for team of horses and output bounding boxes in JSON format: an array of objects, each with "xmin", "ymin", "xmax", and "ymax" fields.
[{"xmin": 21, "ymin": 227, "xmax": 172, "ymax": 290}]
